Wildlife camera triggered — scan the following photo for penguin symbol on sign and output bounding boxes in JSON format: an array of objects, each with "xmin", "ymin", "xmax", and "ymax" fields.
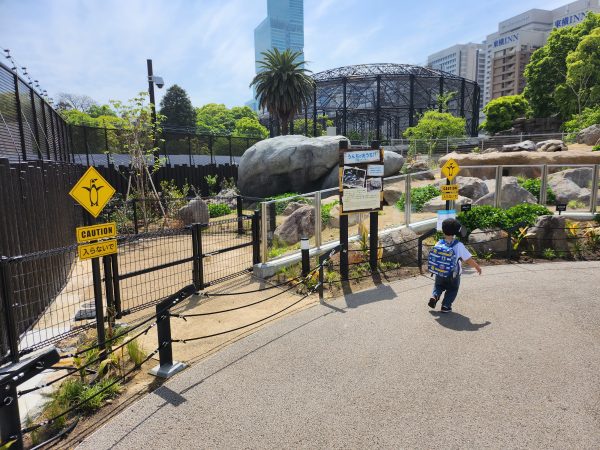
[{"xmin": 82, "ymin": 179, "xmax": 104, "ymax": 207}]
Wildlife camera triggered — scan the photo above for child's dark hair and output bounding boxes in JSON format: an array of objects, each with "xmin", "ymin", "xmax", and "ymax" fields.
[{"xmin": 442, "ymin": 218, "xmax": 462, "ymax": 236}]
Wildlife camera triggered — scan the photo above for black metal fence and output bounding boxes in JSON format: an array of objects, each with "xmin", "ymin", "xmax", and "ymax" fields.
[{"xmin": 0, "ymin": 214, "xmax": 260, "ymax": 364}]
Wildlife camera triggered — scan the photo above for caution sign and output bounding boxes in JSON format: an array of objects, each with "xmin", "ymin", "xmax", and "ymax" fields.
[
  {"xmin": 441, "ymin": 184, "xmax": 459, "ymax": 201},
  {"xmin": 69, "ymin": 167, "xmax": 116, "ymax": 218},
  {"xmin": 441, "ymin": 159, "xmax": 460, "ymax": 181},
  {"xmin": 76, "ymin": 222, "xmax": 117, "ymax": 243},
  {"xmin": 78, "ymin": 239, "xmax": 118, "ymax": 260}
]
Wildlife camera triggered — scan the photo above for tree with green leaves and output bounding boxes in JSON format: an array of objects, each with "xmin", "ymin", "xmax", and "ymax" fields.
[
  {"xmin": 292, "ymin": 116, "xmax": 333, "ymax": 137},
  {"xmin": 159, "ymin": 84, "xmax": 196, "ymax": 130},
  {"xmin": 88, "ymin": 104, "xmax": 116, "ymax": 118},
  {"xmin": 524, "ymin": 12, "xmax": 600, "ymax": 119},
  {"xmin": 233, "ymin": 117, "xmax": 269, "ymax": 138},
  {"xmin": 403, "ymin": 111, "xmax": 466, "ymax": 160},
  {"xmin": 481, "ymin": 95, "xmax": 531, "ymax": 134},
  {"xmin": 250, "ymin": 48, "xmax": 315, "ymax": 135}
]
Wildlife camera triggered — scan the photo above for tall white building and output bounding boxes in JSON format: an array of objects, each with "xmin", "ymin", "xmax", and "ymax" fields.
[
  {"xmin": 427, "ymin": 42, "xmax": 485, "ymax": 107},
  {"xmin": 482, "ymin": 0, "xmax": 600, "ymax": 106}
]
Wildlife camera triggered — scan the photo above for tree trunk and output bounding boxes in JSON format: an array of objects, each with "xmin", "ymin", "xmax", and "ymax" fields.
[{"xmin": 281, "ymin": 119, "xmax": 289, "ymax": 135}]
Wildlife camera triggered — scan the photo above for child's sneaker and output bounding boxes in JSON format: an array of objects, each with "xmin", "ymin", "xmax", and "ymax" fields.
[
  {"xmin": 440, "ymin": 305, "xmax": 452, "ymax": 313},
  {"xmin": 428, "ymin": 295, "xmax": 439, "ymax": 309}
]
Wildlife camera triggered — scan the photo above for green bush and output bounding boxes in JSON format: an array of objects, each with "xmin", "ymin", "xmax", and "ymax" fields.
[
  {"xmin": 457, "ymin": 205, "xmax": 508, "ymax": 232},
  {"xmin": 396, "ymin": 185, "xmax": 440, "ymax": 212},
  {"xmin": 457, "ymin": 203, "xmax": 552, "ymax": 232},
  {"xmin": 208, "ymin": 202, "xmax": 232, "ymax": 218},
  {"xmin": 517, "ymin": 177, "xmax": 556, "ymax": 204},
  {"xmin": 267, "ymin": 192, "xmax": 311, "ymax": 215},
  {"xmin": 592, "ymin": 144, "xmax": 600, "ymax": 151},
  {"xmin": 321, "ymin": 200, "xmax": 339, "ymax": 225},
  {"xmin": 504, "ymin": 203, "xmax": 552, "ymax": 229}
]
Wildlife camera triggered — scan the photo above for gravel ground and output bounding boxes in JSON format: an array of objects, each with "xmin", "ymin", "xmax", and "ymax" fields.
[{"xmin": 77, "ymin": 261, "xmax": 600, "ymax": 450}]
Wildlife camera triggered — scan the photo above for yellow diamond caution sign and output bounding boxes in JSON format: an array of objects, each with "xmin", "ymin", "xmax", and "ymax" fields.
[
  {"xmin": 69, "ymin": 167, "xmax": 116, "ymax": 218},
  {"xmin": 441, "ymin": 184, "xmax": 459, "ymax": 201},
  {"xmin": 76, "ymin": 222, "xmax": 117, "ymax": 243},
  {"xmin": 78, "ymin": 239, "xmax": 118, "ymax": 260},
  {"xmin": 441, "ymin": 159, "xmax": 460, "ymax": 181}
]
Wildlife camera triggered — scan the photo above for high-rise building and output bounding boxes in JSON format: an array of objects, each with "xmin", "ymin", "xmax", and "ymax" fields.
[
  {"xmin": 426, "ymin": 42, "xmax": 485, "ymax": 108},
  {"xmin": 249, "ymin": 0, "xmax": 304, "ymax": 111},
  {"xmin": 482, "ymin": 0, "xmax": 600, "ymax": 106}
]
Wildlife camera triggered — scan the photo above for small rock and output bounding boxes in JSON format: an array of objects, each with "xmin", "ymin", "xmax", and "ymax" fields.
[
  {"xmin": 575, "ymin": 124, "xmax": 600, "ymax": 146},
  {"xmin": 468, "ymin": 229, "xmax": 509, "ymax": 255},
  {"xmin": 328, "ymin": 204, "xmax": 360, "ymax": 228},
  {"xmin": 525, "ymin": 215, "xmax": 570, "ymax": 255},
  {"xmin": 405, "ymin": 161, "xmax": 435, "ymax": 180},
  {"xmin": 501, "ymin": 140, "xmax": 536, "ymax": 152},
  {"xmin": 379, "ymin": 228, "xmax": 423, "ymax": 267},
  {"xmin": 274, "ymin": 205, "xmax": 315, "ymax": 245},
  {"xmin": 178, "ymin": 198, "xmax": 209, "ymax": 225},
  {"xmin": 282, "ymin": 202, "xmax": 306, "ymax": 216},
  {"xmin": 536, "ymin": 140, "xmax": 567, "ymax": 152},
  {"xmin": 383, "ymin": 187, "xmax": 403, "ymax": 206}
]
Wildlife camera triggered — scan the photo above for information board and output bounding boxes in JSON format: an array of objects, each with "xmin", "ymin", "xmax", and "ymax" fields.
[{"xmin": 339, "ymin": 144, "xmax": 384, "ymax": 213}]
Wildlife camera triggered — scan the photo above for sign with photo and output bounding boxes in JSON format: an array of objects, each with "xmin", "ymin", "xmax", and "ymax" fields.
[{"xmin": 339, "ymin": 144, "xmax": 384, "ymax": 213}]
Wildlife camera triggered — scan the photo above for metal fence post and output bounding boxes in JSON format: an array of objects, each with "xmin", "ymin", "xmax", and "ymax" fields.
[
  {"xmin": 236, "ymin": 195, "xmax": 244, "ymax": 235},
  {"xmin": 102, "ymin": 256, "xmax": 115, "ymax": 328},
  {"xmin": 340, "ymin": 214, "xmax": 349, "ymax": 280},
  {"xmin": 260, "ymin": 202, "xmax": 268, "ymax": 264},
  {"xmin": 110, "ymin": 253, "xmax": 122, "ymax": 319},
  {"xmin": 417, "ymin": 228, "xmax": 436, "ymax": 273},
  {"xmin": 0, "ymin": 257, "xmax": 19, "ymax": 363},
  {"xmin": 192, "ymin": 223, "xmax": 204, "ymax": 291},
  {"xmin": 590, "ymin": 164, "xmax": 599, "ymax": 213},
  {"xmin": 301, "ymin": 237, "xmax": 310, "ymax": 277},
  {"xmin": 540, "ymin": 165, "xmax": 548, "ymax": 206},
  {"xmin": 228, "ymin": 136, "xmax": 233, "ymax": 165},
  {"xmin": 404, "ymin": 174, "xmax": 412, "ymax": 226},
  {"xmin": 314, "ymin": 191, "xmax": 322, "ymax": 249},
  {"xmin": 369, "ymin": 212, "xmax": 378, "ymax": 271},
  {"xmin": 252, "ymin": 209, "xmax": 261, "ymax": 265},
  {"xmin": 268, "ymin": 202, "xmax": 276, "ymax": 242},
  {"xmin": 494, "ymin": 166, "xmax": 503, "ymax": 208}
]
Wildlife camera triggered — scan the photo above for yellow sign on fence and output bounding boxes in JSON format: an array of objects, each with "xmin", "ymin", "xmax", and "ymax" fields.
[
  {"xmin": 69, "ymin": 167, "xmax": 116, "ymax": 218},
  {"xmin": 441, "ymin": 184, "xmax": 459, "ymax": 201},
  {"xmin": 441, "ymin": 159, "xmax": 460, "ymax": 181},
  {"xmin": 75, "ymin": 222, "xmax": 117, "ymax": 243},
  {"xmin": 78, "ymin": 239, "xmax": 118, "ymax": 260}
]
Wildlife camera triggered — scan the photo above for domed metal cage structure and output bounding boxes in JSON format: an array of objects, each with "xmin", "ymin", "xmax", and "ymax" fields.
[{"xmin": 265, "ymin": 63, "xmax": 481, "ymax": 141}]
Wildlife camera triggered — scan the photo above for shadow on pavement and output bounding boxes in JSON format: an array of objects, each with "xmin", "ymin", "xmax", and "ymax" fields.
[
  {"xmin": 429, "ymin": 311, "xmax": 491, "ymax": 331},
  {"xmin": 344, "ymin": 284, "xmax": 397, "ymax": 309}
]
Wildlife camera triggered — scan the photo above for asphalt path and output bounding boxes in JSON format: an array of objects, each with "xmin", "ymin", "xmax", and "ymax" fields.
[{"xmin": 78, "ymin": 261, "xmax": 600, "ymax": 449}]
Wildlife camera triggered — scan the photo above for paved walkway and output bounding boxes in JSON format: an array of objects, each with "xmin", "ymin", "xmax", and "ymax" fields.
[{"xmin": 78, "ymin": 261, "xmax": 600, "ymax": 449}]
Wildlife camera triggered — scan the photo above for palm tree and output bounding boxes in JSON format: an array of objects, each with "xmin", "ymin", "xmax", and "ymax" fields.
[{"xmin": 250, "ymin": 48, "xmax": 315, "ymax": 135}]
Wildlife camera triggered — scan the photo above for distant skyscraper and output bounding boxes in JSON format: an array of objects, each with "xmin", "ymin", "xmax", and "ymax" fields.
[{"xmin": 249, "ymin": 0, "xmax": 304, "ymax": 110}]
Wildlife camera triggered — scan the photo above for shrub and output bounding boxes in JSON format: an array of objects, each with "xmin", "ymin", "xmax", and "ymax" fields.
[
  {"xmin": 396, "ymin": 185, "xmax": 440, "ymax": 212},
  {"xmin": 517, "ymin": 177, "xmax": 556, "ymax": 204},
  {"xmin": 563, "ymin": 106, "xmax": 600, "ymax": 133},
  {"xmin": 457, "ymin": 205, "xmax": 508, "ymax": 232},
  {"xmin": 592, "ymin": 144, "xmax": 600, "ymax": 151},
  {"xmin": 208, "ymin": 202, "xmax": 232, "ymax": 218},
  {"xmin": 543, "ymin": 248, "xmax": 557, "ymax": 260},
  {"xmin": 504, "ymin": 203, "xmax": 552, "ymax": 229},
  {"xmin": 267, "ymin": 192, "xmax": 311, "ymax": 215},
  {"xmin": 321, "ymin": 200, "xmax": 339, "ymax": 225}
]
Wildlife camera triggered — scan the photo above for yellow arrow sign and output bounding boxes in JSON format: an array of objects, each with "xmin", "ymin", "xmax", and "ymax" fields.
[
  {"xmin": 69, "ymin": 167, "xmax": 116, "ymax": 218},
  {"xmin": 441, "ymin": 158, "xmax": 460, "ymax": 181}
]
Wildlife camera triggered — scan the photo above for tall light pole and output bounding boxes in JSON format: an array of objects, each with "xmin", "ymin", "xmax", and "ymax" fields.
[{"xmin": 146, "ymin": 59, "xmax": 164, "ymax": 162}]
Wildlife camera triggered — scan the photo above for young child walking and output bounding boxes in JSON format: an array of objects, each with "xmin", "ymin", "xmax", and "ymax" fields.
[{"xmin": 428, "ymin": 218, "xmax": 482, "ymax": 313}]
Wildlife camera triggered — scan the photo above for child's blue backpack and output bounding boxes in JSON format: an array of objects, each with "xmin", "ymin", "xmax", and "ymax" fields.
[{"xmin": 427, "ymin": 239, "xmax": 459, "ymax": 278}]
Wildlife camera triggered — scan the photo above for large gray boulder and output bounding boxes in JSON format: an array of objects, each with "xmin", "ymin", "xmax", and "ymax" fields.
[
  {"xmin": 435, "ymin": 176, "xmax": 489, "ymax": 200},
  {"xmin": 383, "ymin": 151, "xmax": 405, "ymax": 176},
  {"xmin": 273, "ymin": 205, "xmax": 315, "ymax": 245},
  {"xmin": 468, "ymin": 229, "xmax": 509, "ymax": 255},
  {"xmin": 525, "ymin": 215, "xmax": 570, "ymax": 256},
  {"xmin": 474, "ymin": 177, "xmax": 536, "ymax": 208},
  {"xmin": 536, "ymin": 140, "xmax": 567, "ymax": 152},
  {"xmin": 320, "ymin": 166, "xmax": 340, "ymax": 190},
  {"xmin": 178, "ymin": 198, "xmax": 209, "ymax": 225},
  {"xmin": 548, "ymin": 177, "xmax": 585, "ymax": 204},
  {"xmin": 421, "ymin": 195, "xmax": 472, "ymax": 213},
  {"xmin": 549, "ymin": 167, "xmax": 593, "ymax": 189},
  {"xmin": 379, "ymin": 228, "xmax": 422, "ymax": 267},
  {"xmin": 282, "ymin": 201, "xmax": 306, "ymax": 216},
  {"xmin": 238, "ymin": 135, "xmax": 346, "ymax": 197},
  {"xmin": 405, "ymin": 161, "xmax": 435, "ymax": 180},
  {"xmin": 576, "ymin": 124, "xmax": 600, "ymax": 145},
  {"xmin": 501, "ymin": 140, "xmax": 536, "ymax": 152}
]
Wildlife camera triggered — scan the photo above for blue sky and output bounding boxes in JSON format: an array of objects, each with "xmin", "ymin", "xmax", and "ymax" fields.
[{"xmin": 0, "ymin": 0, "xmax": 568, "ymax": 108}]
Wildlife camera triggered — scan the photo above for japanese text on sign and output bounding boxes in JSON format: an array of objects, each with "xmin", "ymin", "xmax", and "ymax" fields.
[
  {"xmin": 78, "ymin": 239, "xmax": 118, "ymax": 260},
  {"xmin": 343, "ymin": 150, "xmax": 380, "ymax": 164}
]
